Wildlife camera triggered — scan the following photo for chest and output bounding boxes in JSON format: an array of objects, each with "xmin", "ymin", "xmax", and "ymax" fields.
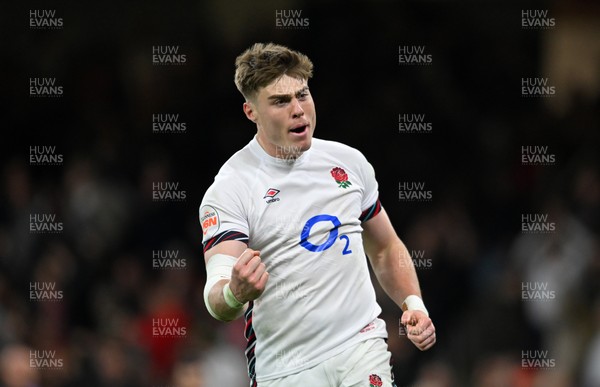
[{"xmin": 245, "ymin": 164, "xmax": 363, "ymax": 246}]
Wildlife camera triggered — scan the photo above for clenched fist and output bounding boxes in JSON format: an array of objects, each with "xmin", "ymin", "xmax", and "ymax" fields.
[
  {"xmin": 229, "ymin": 249, "xmax": 269, "ymax": 304},
  {"xmin": 401, "ymin": 310, "xmax": 436, "ymax": 351}
]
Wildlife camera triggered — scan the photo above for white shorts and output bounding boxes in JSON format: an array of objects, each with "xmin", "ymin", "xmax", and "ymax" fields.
[{"xmin": 259, "ymin": 338, "xmax": 396, "ymax": 387}]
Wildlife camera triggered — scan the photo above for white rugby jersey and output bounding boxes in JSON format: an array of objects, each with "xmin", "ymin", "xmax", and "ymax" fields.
[{"xmin": 200, "ymin": 136, "xmax": 388, "ymax": 384}]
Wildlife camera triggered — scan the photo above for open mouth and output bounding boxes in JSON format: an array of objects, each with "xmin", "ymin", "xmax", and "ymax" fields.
[{"xmin": 289, "ymin": 124, "xmax": 308, "ymax": 134}]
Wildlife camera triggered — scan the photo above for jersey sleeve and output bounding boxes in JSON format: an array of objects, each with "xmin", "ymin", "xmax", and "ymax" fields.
[
  {"xmin": 199, "ymin": 178, "xmax": 249, "ymax": 253},
  {"xmin": 355, "ymin": 150, "xmax": 382, "ymax": 223}
]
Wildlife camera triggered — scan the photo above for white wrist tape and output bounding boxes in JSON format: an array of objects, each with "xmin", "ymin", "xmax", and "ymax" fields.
[
  {"xmin": 402, "ymin": 295, "xmax": 429, "ymax": 317},
  {"xmin": 223, "ymin": 282, "xmax": 244, "ymax": 308},
  {"xmin": 204, "ymin": 253, "xmax": 241, "ymax": 321}
]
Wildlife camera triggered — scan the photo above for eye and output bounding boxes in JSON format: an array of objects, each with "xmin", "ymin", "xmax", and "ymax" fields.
[{"xmin": 298, "ymin": 91, "xmax": 309, "ymax": 100}]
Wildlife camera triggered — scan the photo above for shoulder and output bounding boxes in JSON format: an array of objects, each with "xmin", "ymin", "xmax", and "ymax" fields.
[
  {"xmin": 217, "ymin": 140, "xmax": 262, "ymax": 180},
  {"xmin": 203, "ymin": 141, "xmax": 258, "ymax": 199},
  {"xmin": 312, "ymin": 138, "xmax": 368, "ymax": 161}
]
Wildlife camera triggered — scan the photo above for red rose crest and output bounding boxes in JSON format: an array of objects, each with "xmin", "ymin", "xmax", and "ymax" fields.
[
  {"xmin": 369, "ymin": 374, "xmax": 383, "ymax": 387},
  {"xmin": 330, "ymin": 167, "xmax": 352, "ymax": 189}
]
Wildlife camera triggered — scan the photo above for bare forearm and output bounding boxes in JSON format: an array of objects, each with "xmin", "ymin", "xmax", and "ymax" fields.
[
  {"xmin": 362, "ymin": 210, "xmax": 436, "ymax": 350},
  {"xmin": 370, "ymin": 238, "xmax": 422, "ymax": 308},
  {"xmin": 208, "ymin": 279, "xmax": 246, "ymax": 322}
]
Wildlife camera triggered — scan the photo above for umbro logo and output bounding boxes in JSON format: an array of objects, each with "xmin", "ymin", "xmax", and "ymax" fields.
[{"xmin": 263, "ymin": 188, "xmax": 281, "ymax": 204}]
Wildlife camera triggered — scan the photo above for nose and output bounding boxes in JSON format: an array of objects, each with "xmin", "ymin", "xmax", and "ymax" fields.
[{"xmin": 291, "ymin": 98, "xmax": 304, "ymax": 118}]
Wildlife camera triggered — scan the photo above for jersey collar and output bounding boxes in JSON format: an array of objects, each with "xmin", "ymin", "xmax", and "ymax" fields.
[{"xmin": 249, "ymin": 136, "xmax": 311, "ymax": 168}]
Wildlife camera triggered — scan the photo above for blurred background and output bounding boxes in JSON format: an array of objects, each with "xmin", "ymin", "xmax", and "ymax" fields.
[{"xmin": 1, "ymin": 0, "xmax": 599, "ymax": 386}]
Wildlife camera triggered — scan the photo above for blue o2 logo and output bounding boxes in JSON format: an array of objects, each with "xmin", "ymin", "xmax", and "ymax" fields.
[
  {"xmin": 300, "ymin": 214, "xmax": 352, "ymax": 255},
  {"xmin": 300, "ymin": 215, "xmax": 340, "ymax": 252}
]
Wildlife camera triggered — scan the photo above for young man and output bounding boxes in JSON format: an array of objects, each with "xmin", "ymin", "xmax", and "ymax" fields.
[{"xmin": 200, "ymin": 43, "xmax": 435, "ymax": 387}]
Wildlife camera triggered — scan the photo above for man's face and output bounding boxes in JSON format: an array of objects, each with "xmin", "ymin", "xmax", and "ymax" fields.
[{"xmin": 244, "ymin": 75, "xmax": 316, "ymax": 159}]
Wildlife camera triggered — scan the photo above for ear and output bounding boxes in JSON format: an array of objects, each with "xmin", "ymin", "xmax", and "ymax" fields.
[{"xmin": 243, "ymin": 101, "xmax": 257, "ymax": 123}]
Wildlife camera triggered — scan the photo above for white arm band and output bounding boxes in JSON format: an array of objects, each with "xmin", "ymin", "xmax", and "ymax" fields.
[
  {"xmin": 402, "ymin": 295, "xmax": 429, "ymax": 317},
  {"xmin": 204, "ymin": 253, "xmax": 244, "ymax": 321}
]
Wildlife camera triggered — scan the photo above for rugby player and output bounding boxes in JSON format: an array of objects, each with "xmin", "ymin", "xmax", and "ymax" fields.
[{"xmin": 200, "ymin": 43, "xmax": 435, "ymax": 387}]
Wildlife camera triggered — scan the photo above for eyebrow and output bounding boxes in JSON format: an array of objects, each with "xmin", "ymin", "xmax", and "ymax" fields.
[{"xmin": 267, "ymin": 86, "xmax": 310, "ymax": 101}]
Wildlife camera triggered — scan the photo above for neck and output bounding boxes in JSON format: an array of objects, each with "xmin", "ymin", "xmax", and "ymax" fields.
[{"xmin": 256, "ymin": 136, "xmax": 303, "ymax": 160}]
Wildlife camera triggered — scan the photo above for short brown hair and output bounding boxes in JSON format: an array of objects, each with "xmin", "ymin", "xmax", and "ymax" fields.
[{"xmin": 234, "ymin": 43, "xmax": 313, "ymax": 100}]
